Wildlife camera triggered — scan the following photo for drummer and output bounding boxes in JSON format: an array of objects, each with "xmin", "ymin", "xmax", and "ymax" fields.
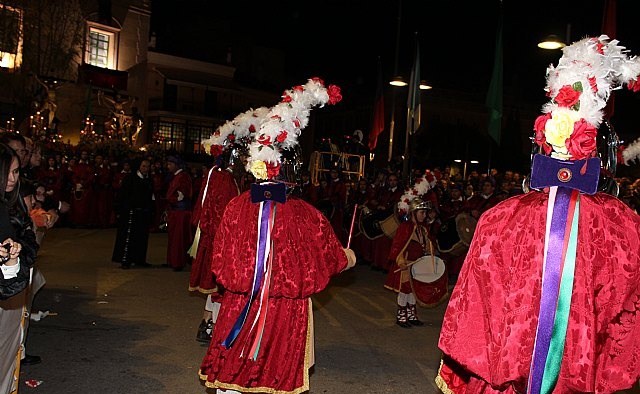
[{"xmin": 384, "ymin": 197, "xmax": 440, "ymax": 328}]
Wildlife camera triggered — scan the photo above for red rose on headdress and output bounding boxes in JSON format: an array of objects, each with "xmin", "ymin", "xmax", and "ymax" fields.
[
  {"xmin": 210, "ymin": 144, "xmax": 223, "ymax": 157},
  {"xmin": 327, "ymin": 84, "xmax": 342, "ymax": 105},
  {"xmin": 566, "ymin": 119, "xmax": 597, "ymax": 160},
  {"xmin": 228, "ymin": 134, "xmax": 236, "ymax": 142},
  {"xmin": 249, "ymin": 124, "xmax": 256, "ymax": 133},
  {"xmin": 257, "ymin": 134, "xmax": 271, "ymax": 146},
  {"xmin": 533, "ymin": 114, "xmax": 552, "ymax": 155},
  {"xmin": 293, "ymin": 118, "xmax": 301, "ymax": 128},
  {"xmin": 282, "ymin": 93, "xmax": 292, "ymax": 103},
  {"xmin": 293, "ymin": 85, "xmax": 304, "ymax": 92},
  {"xmin": 554, "ymin": 85, "xmax": 581, "ymax": 108},
  {"xmin": 266, "ymin": 162, "xmax": 281, "ymax": 179},
  {"xmin": 276, "ymin": 131, "xmax": 288, "ymax": 143},
  {"xmin": 311, "ymin": 77, "xmax": 325, "ymax": 86}
]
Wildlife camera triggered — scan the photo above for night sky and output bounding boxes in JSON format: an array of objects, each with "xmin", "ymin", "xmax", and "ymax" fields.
[{"xmin": 150, "ymin": 1, "xmax": 640, "ymax": 166}]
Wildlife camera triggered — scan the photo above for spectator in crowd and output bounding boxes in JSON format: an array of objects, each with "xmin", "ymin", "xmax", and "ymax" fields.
[
  {"xmin": 164, "ymin": 155, "xmax": 193, "ymax": 271},
  {"xmin": 0, "ymin": 142, "xmax": 39, "ymax": 392},
  {"xmin": 111, "ymin": 159, "xmax": 154, "ymax": 269}
]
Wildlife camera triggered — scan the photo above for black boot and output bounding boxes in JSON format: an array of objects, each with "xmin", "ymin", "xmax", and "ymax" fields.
[
  {"xmin": 396, "ymin": 305, "xmax": 412, "ymax": 328},
  {"xmin": 407, "ymin": 303, "xmax": 424, "ymax": 326},
  {"xmin": 196, "ymin": 318, "xmax": 213, "ymax": 343}
]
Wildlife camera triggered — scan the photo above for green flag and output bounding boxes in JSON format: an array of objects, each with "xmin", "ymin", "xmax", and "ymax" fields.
[{"xmin": 486, "ymin": 8, "xmax": 503, "ymax": 145}]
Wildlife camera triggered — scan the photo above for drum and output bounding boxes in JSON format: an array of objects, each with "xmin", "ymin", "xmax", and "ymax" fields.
[
  {"xmin": 455, "ymin": 212, "xmax": 477, "ymax": 246},
  {"xmin": 379, "ymin": 214, "xmax": 400, "ymax": 238},
  {"xmin": 410, "ymin": 255, "xmax": 449, "ymax": 308},
  {"xmin": 359, "ymin": 209, "xmax": 384, "ymax": 240}
]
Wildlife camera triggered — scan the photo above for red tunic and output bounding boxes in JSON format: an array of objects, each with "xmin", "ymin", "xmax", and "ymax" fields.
[
  {"xmin": 68, "ymin": 161, "xmax": 95, "ymax": 226},
  {"xmin": 165, "ymin": 170, "xmax": 193, "ymax": 269},
  {"xmin": 200, "ymin": 192, "xmax": 348, "ymax": 394},
  {"xmin": 384, "ymin": 221, "xmax": 426, "ymax": 293},
  {"xmin": 437, "ymin": 191, "xmax": 640, "ymax": 393},
  {"xmin": 189, "ymin": 168, "xmax": 239, "ymax": 295},
  {"xmin": 92, "ymin": 164, "xmax": 113, "ymax": 227},
  {"xmin": 35, "ymin": 166, "xmax": 63, "ymax": 201}
]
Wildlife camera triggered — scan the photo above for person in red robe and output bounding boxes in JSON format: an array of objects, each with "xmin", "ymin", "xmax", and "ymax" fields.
[
  {"xmin": 189, "ymin": 163, "xmax": 239, "ymax": 342},
  {"xmin": 35, "ymin": 157, "xmax": 63, "ymax": 202},
  {"xmin": 437, "ymin": 35, "xmax": 640, "ymax": 394},
  {"xmin": 165, "ymin": 155, "xmax": 193, "ymax": 271},
  {"xmin": 384, "ymin": 196, "xmax": 447, "ymax": 328},
  {"xmin": 199, "ymin": 190, "xmax": 355, "ymax": 393},
  {"xmin": 370, "ymin": 173, "xmax": 403, "ymax": 271},
  {"xmin": 68, "ymin": 150, "xmax": 95, "ymax": 227},
  {"xmin": 91, "ymin": 154, "xmax": 113, "ymax": 227},
  {"xmin": 199, "ymin": 77, "xmax": 352, "ymax": 394}
]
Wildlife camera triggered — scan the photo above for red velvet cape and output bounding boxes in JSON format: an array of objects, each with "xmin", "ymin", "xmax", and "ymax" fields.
[
  {"xmin": 200, "ymin": 192, "xmax": 348, "ymax": 393},
  {"xmin": 437, "ymin": 191, "xmax": 640, "ymax": 393},
  {"xmin": 189, "ymin": 168, "xmax": 239, "ymax": 294}
]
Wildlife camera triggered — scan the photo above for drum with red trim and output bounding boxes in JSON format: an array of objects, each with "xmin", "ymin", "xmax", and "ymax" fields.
[{"xmin": 410, "ymin": 255, "xmax": 449, "ymax": 308}]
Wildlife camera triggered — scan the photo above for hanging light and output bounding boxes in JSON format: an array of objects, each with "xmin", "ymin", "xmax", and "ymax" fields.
[
  {"xmin": 389, "ymin": 76, "xmax": 407, "ymax": 86},
  {"xmin": 537, "ymin": 34, "xmax": 566, "ymax": 50},
  {"xmin": 419, "ymin": 80, "xmax": 432, "ymax": 90}
]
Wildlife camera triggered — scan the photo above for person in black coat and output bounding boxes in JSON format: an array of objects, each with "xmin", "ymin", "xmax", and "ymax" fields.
[
  {"xmin": 111, "ymin": 159, "xmax": 155, "ymax": 269},
  {"xmin": 0, "ymin": 142, "xmax": 39, "ymax": 393}
]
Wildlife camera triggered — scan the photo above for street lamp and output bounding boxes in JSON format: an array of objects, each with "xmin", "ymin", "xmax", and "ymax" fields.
[
  {"xmin": 537, "ymin": 24, "xmax": 571, "ymax": 50},
  {"xmin": 537, "ymin": 34, "xmax": 566, "ymax": 49},
  {"xmin": 419, "ymin": 80, "xmax": 432, "ymax": 90},
  {"xmin": 390, "ymin": 76, "xmax": 407, "ymax": 87}
]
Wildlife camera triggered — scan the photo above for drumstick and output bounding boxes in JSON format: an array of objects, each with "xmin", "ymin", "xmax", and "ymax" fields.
[
  {"xmin": 346, "ymin": 203, "xmax": 358, "ymax": 249},
  {"xmin": 393, "ymin": 258, "xmax": 421, "ymax": 273}
]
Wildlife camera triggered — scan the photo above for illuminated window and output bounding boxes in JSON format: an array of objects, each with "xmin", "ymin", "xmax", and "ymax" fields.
[
  {"xmin": 85, "ymin": 23, "xmax": 118, "ymax": 69},
  {"xmin": 0, "ymin": 4, "xmax": 23, "ymax": 70}
]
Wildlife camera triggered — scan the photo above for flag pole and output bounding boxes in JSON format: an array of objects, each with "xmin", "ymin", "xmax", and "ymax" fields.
[
  {"xmin": 403, "ymin": 32, "xmax": 420, "ymax": 180},
  {"xmin": 388, "ymin": 0, "xmax": 402, "ymax": 163}
]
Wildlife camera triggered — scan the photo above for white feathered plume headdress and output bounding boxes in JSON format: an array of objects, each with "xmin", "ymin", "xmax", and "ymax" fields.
[
  {"xmin": 534, "ymin": 35, "xmax": 640, "ymax": 161},
  {"xmin": 201, "ymin": 107, "xmax": 271, "ymax": 157},
  {"xmin": 246, "ymin": 77, "xmax": 342, "ymax": 180},
  {"xmin": 397, "ymin": 170, "xmax": 437, "ymax": 215}
]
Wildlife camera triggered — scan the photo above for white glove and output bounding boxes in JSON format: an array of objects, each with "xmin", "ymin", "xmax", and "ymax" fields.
[
  {"xmin": 342, "ymin": 248, "xmax": 357, "ymax": 271},
  {"xmin": 177, "ymin": 191, "xmax": 184, "ymax": 201}
]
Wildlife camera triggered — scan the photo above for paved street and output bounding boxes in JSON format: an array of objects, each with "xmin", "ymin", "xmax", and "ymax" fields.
[
  {"xmin": 17, "ymin": 228, "xmax": 640, "ymax": 394},
  {"xmin": 18, "ymin": 228, "xmax": 447, "ymax": 394}
]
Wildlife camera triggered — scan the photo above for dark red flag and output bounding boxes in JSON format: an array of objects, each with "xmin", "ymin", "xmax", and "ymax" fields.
[{"xmin": 368, "ymin": 59, "xmax": 385, "ymax": 151}]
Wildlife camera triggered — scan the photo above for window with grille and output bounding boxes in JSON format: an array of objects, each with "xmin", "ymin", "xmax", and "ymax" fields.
[{"xmin": 85, "ymin": 24, "xmax": 117, "ymax": 69}]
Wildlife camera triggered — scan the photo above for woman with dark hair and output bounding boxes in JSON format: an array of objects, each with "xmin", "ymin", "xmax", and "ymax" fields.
[{"xmin": 0, "ymin": 142, "xmax": 39, "ymax": 393}]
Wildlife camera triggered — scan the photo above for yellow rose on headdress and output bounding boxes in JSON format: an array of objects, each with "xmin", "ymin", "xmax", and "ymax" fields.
[
  {"xmin": 201, "ymin": 139, "xmax": 213, "ymax": 156},
  {"xmin": 544, "ymin": 108, "xmax": 579, "ymax": 154},
  {"xmin": 250, "ymin": 160, "xmax": 268, "ymax": 180}
]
